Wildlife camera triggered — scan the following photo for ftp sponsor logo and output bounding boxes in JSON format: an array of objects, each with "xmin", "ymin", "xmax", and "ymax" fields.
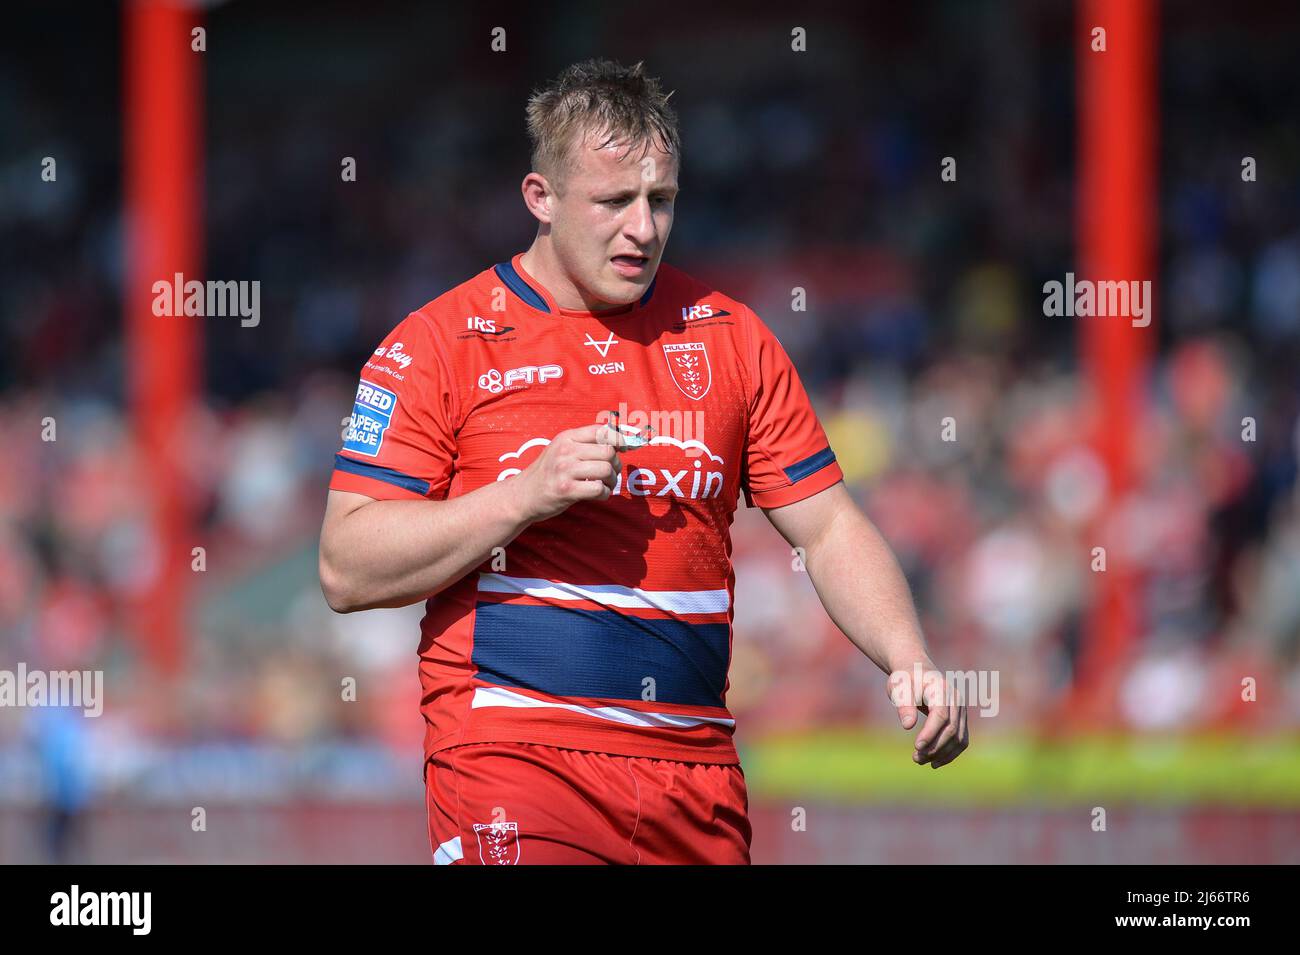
[{"xmin": 477, "ymin": 364, "xmax": 564, "ymax": 393}]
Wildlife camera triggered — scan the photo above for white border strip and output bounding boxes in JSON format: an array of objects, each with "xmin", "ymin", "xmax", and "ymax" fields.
[
  {"xmin": 471, "ymin": 685, "xmax": 735, "ymax": 729},
  {"xmin": 433, "ymin": 835, "xmax": 463, "ymax": 865},
  {"xmin": 477, "ymin": 573, "xmax": 729, "ymax": 615}
]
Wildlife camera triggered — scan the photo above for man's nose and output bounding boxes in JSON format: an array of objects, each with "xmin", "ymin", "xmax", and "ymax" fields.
[{"xmin": 623, "ymin": 196, "xmax": 657, "ymax": 245}]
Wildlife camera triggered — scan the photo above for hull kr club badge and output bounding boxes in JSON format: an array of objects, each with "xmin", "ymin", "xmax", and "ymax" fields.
[
  {"xmin": 474, "ymin": 822, "xmax": 521, "ymax": 864},
  {"xmin": 663, "ymin": 341, "xmax": 711, "ymax": 400}
]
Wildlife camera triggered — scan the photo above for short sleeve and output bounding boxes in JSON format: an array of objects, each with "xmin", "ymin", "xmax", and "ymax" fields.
[
  {"xmin": 329, "ymin": 312, "xmax": 458, "ymax": 501},
  {"xmin": 742, "ymin": 308, "xmax": 843, "ymax": 508}
]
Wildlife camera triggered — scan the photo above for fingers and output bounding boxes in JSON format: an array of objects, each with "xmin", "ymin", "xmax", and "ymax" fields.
[
  {"xmin": 570, "ymin": 478, "xmax": 613, "ymax": 501},
  {"xmin": 889, "ymin": 664, "xmax": 966, "ymax": 768},
  {"xmin": 560, "ymin": 424, "xmax": 612, "ymax": 445},
  {"xmin": 568, "ymin": 459, "xmax": 619, "ymax": 490},
  {"xmin": 890, "ymin": 665, "xmax": 943, "ymax": 758},
  {"xmin": 529, "ymin": 419, "xmax": 643, "ymax": 516},
  {"xmin": 928, "ymin": 705, "xmax": 969, "ymax": 769},
  {"xmin": 548, "ymin": 429, "xmax": 622, "ymax": 491},
  {"xmin": 560, "ymin": 426, "xmax": 625, "ymax": 473},
  {"xmin": 912, "ymin": 705, "xmax": 952, "ymax": 764},
  {"xmin": 925, "ymin": 681, "xmax": 969, "ymax": 768},
  {"xmin": 596, "ymin": 422, "xmax": 635, "ymax": 449},
  {"xmin": 573, "ymin": 441, "xmax": 622, "ymax": 474},
  {"xmin": 568, "ymin": 420, "xmax": 651, "ymax": 454},
  {"xmin": 886, "ymin": 669, "xmax": 921, "ymax": 730},
  {"xmin": 565, "ymin": 423, "xmax": 633, "ymax": 450}
]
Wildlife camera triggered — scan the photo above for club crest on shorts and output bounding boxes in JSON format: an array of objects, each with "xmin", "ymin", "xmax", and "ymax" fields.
[
  {"xmin": 663, "ymin": 341, "xmax": 711, "ymax": 400},
  {"xmin": 473, "ymin": 822, "xmax": 520, "ymax": 865}
]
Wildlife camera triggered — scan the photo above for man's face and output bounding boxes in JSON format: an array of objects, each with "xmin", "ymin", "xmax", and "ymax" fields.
[{"xmin": 547, "ymin": 130, "xmax": 678, "ymax": 309}]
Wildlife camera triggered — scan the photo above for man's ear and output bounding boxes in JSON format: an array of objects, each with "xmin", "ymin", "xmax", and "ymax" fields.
[{"xmin": 521, "ymin": 172, "xmax": 555, "ymax": 224}]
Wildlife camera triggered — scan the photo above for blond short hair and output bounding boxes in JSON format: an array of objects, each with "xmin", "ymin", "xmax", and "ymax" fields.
[{"xmin": 526, "ymin": 59, "xmax": 681, "ymax": 188}]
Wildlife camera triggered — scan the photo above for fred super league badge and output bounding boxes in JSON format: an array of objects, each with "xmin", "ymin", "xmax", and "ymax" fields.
[{"xmin": 343, "ymin": 380, "xmax": 397, "ymax": 457}]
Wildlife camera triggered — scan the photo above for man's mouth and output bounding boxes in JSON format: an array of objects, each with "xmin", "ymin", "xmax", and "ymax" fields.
[{"xmin": 610, "ymin": 253, "xmax": 651, "ymax": 276}]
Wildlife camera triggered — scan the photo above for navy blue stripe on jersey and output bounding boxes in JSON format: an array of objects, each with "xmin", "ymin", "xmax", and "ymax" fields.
[
  {"xmin": 638, "ymin": 275, "xmax": 657, "ymax": 306},
  {"xmin": 333, "ymin": 453, "xmax": 431, "ymax": 496},
  {"xmin": 494, "ymin": 261, "xmax": 551, "ymax": 313},
  {"xmin": 494, "ymin": 260, "xmax": 657, "ymax": 312},
  {"xmin": 471, "ymin": 602, "xmax": 729, "ymax": 707},
  {"xmin": 784, "ymin": 446, "xmax": 837, "ymax": 483}
]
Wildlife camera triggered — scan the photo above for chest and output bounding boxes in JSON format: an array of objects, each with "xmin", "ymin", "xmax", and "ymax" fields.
[{"xmin": 451, "ymin": 317, "xmax": 750, "ymax": 507}]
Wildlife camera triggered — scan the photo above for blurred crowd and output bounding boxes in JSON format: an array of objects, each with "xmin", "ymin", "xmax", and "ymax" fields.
[{"xmin": 1, "ymin": 2, "xmax": 1298, "ymax": 811}]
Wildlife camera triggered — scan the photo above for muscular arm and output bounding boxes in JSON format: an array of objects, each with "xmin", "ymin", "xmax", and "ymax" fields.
[
  {"xmin": 763, "ymin": 480, "xmax": 931, "ymax": 675},
  {"xmin": 763, "ymin": 480, "xmax": 969, "ymax": 768},
  {"xmin": 318, "ymin": 481, "xmax": 533, "ymax": 612},
  {"xmin": 319, "ymin": 424, "xmax": 623, "ymax": 613}
]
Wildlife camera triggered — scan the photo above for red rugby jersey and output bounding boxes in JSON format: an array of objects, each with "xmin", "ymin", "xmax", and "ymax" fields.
[{"xmin": 330, "ymin": 252, "xmax": 842, "ymax": 765}]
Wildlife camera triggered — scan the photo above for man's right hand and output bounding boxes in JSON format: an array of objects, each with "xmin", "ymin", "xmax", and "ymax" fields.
[{"xmin": 516, "ymin": 424, "xmax": 626, "ymax": 523}]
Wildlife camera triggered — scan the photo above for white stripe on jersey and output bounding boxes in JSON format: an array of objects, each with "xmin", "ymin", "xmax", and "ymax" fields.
[
  {"xmin": 477, "ymin": 573, "xmax": 730, "ymax": 616},
  {"xmin": 470, "ymin": 685, "xmax": 736, "ymax": 729},
  {"xmin": 433, "ymin": 835, "xmax": 463, "ymax": 865}
]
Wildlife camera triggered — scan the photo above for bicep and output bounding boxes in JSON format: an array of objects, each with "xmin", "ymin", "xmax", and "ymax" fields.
[
  {"xmin": 761, "ymin": 479, "xmax": 850, "ymax": 551},
  {"xmin": 322, "ymin": 489, "xmax": 378, "ymax": 537}
]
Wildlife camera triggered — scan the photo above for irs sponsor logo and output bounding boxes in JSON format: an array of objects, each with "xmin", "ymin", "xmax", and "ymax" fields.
[
  {"xmin": 477, "ymin": 364, "xmax": 564, "ymax": 393},
  {"xmin": 680, "ymin": 304, "xmax": 731, "ymax": 321},
  {"xmin": 663, "ymin": 341, "xmax": 711, "ymax": 400},
  {"xmin": 342, "ymin": 379, "xmax": 397, "ymax": 457},
  {"xmin": 465, "ymin": 315, "xmax": 515, "ymax": 336},
  {"xmin": 474, "ymin": 822, "xmax": 520, "ymax": 865},
  {"xmin": 588, "ymin": 361, "xmax": 626, "ymax": 375}
]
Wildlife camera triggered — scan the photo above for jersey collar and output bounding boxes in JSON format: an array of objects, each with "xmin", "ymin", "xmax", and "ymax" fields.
[{"xmin": 494, "ymin": 252, "xmax": 657, "ymax": 318}]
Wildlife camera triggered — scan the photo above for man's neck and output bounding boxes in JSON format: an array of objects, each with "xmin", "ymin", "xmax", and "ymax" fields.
[{"xmin": 519, "ymin": 240, "xmax": 620, "ymax": 312}]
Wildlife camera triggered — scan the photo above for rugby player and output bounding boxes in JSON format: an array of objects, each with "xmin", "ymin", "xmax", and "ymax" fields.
[{"xmin": 319, "ymin": 59, "xmax": 968, "ymax": 865}]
